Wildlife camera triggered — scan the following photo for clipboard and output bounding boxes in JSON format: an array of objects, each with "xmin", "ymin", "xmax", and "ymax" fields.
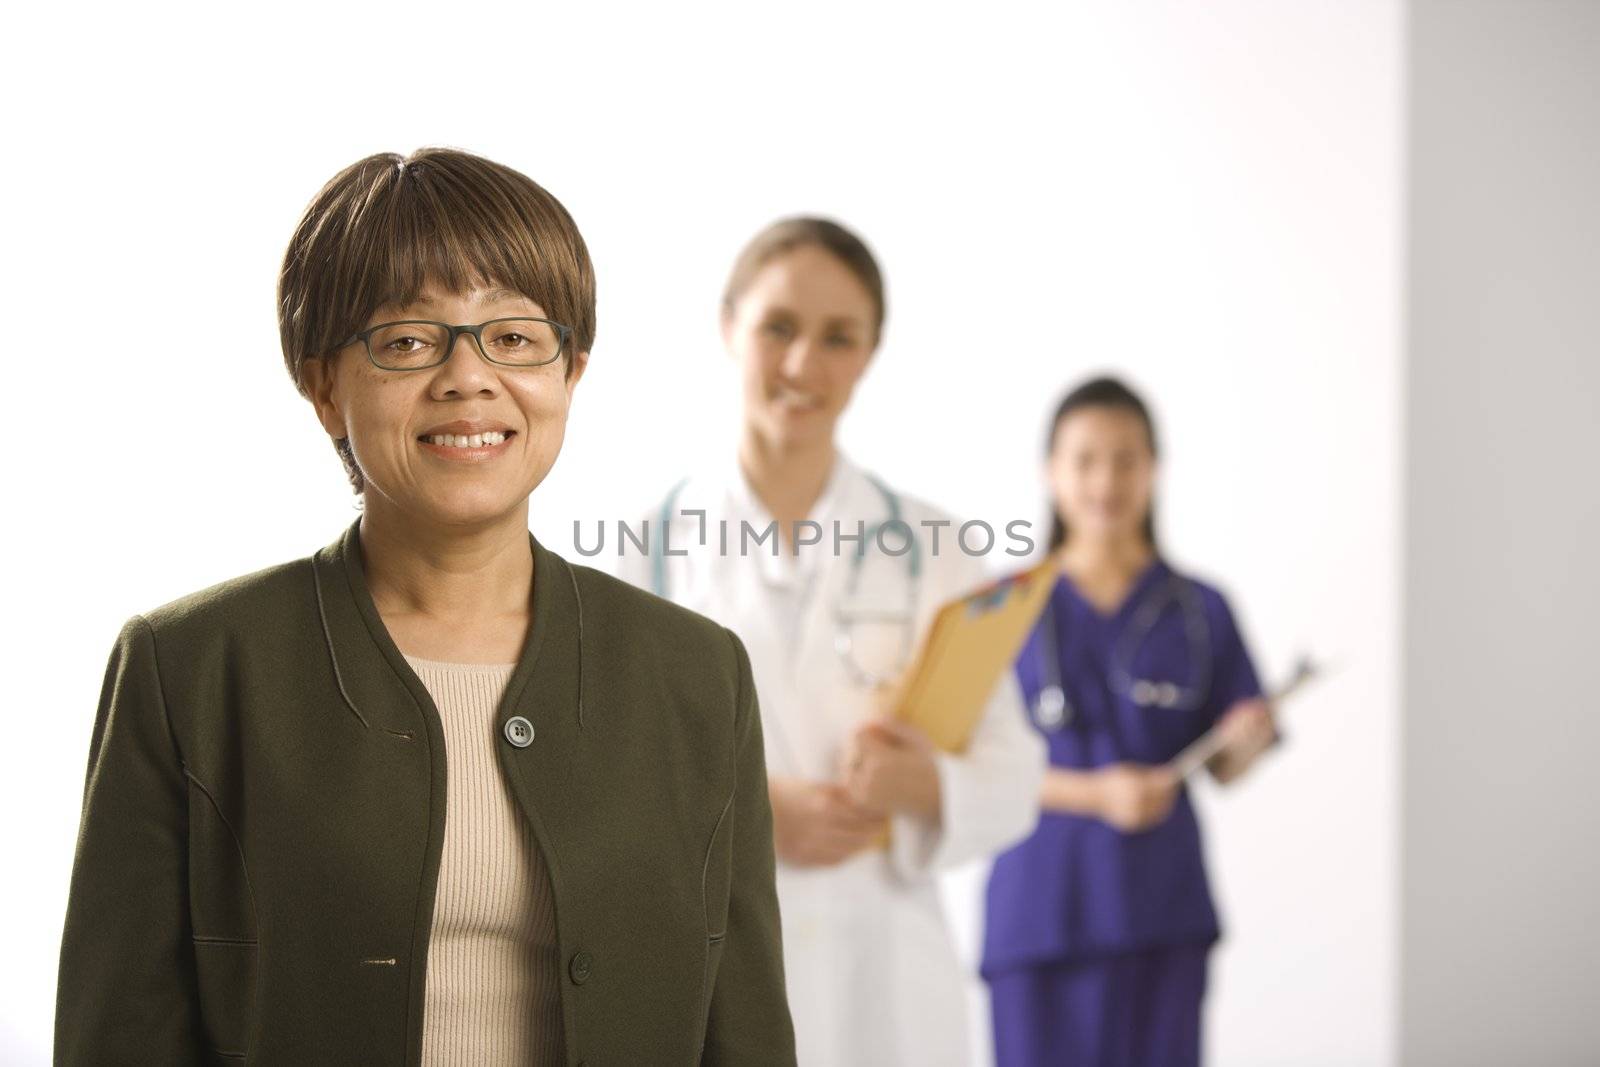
[
  {"xmin": 1166, "ymin": 654, "xmax": 1328, "ymax": 779},
  {"xmin": 887, "ymin": 558, "xmax": 1059, "ymax": 750}
]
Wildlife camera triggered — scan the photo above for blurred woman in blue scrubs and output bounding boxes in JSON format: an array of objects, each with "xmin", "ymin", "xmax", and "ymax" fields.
[{"xmin": 981, "ymin": 375, "xmax": 1279, "ymax": 1067}]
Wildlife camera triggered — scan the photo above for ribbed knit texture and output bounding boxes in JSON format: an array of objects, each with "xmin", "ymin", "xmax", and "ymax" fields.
[{"xmin": 404, "ymin": 654, "xmax": 564, "ymax": 1067}]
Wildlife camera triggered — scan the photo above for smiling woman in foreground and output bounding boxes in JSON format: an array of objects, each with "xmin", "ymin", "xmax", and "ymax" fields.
[{"xmin": 54, "ymin": 148, "xmax": 795, "ymax": 1066}]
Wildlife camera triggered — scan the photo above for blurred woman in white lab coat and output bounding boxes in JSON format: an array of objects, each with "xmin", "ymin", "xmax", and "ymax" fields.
[{"xmin": 616, "ymin": 217, "xmax": 1045, "ymax": 1066}]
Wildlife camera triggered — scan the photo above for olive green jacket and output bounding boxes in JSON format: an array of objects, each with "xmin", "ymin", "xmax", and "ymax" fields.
[{"xmin": 55, "ymin": 518, "xmax": 796, "ymax": 1066}]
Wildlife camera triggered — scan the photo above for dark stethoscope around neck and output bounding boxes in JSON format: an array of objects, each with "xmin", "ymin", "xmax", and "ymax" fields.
[{"xmin": 1031, "ymin": 562, "xmax": 1214, "ymax": 731}]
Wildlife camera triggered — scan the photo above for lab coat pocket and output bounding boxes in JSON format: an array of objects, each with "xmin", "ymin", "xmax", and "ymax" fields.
[{"xmin": 192, "ymin": 937, "xmax": 256, "ymax": 1061}]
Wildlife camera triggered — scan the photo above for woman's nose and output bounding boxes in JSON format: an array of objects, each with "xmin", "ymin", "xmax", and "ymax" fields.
[
  {"xmin": 431, "ymin": 331, "xmax": 498, "ymax": 391},
  {"xmin": 779, "ymin": 337, "xmax": 821, "ymax": 378}
]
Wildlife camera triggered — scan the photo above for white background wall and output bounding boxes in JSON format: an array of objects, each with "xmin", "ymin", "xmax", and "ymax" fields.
[
  {"xmin": 1403, "ymin": 3, "xmax": 1600, "ymax": 1064},
  {"xmin": 4, "ymin": 2, "xmax": 1399, "ymax": 1063}
]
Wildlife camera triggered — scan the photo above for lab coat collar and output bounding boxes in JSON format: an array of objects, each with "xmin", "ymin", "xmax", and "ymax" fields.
[
  {"xmin": 719, "ymin": 449, "xmax": 857, "ymax": 588},
  {"xmin": 310, "ymin": 515, "xmax": 582, "ymax": 740},
  {"xmin": 772, "ymin": 456, "xmax": 904, "ymax": 775}
]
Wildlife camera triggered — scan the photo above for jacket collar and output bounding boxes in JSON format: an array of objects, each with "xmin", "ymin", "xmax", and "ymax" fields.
[{"xmin": 309, "ymin": 515, "xmax": 583, "ymax": 739}]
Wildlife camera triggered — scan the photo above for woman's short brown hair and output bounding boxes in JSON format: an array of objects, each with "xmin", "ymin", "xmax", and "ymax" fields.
[
  {"xmin": 721, "ymin": 216, "xmax": 886, "ymax": 343},
  {"xmin": 278, "ymin": 147, "xmax": 596, "ymax": 493}
]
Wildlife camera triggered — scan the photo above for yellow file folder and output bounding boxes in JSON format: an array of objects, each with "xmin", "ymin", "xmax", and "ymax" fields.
[
  {"xmin": 888, "ymin": 557, "xmax": 1059, "ymax": 751},
  {"xmin": 859, "ymin": 559, "xmax": 1057, "ymax": 852}
]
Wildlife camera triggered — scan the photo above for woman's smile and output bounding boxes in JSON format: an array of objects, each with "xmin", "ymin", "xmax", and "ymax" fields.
[
  {"xmin": 416, "ymin": 429, "xmax": 518, "ymax": 462},
  {"xmin": 772, "ymin": 385, "xmax": 826, "ymax": 416}
]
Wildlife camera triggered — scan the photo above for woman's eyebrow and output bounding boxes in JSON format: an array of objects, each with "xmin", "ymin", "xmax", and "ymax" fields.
[
  {"xmin": 478, "ymin": 287, "xmax": 535, "ymax": 307},
  {"xmin": 382, "ymin": 287, "xmax": 537, "ymax": 318}
]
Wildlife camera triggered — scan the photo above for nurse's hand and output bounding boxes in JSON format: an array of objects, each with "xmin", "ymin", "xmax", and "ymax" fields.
[
  {"xmin": 840, "ymin": 717, "xmax": 942, "ymax": 822},
  {"xmin": 1094, "ymin": 763, "xmax": 1179, "ymax": 832},
  {"xmin": 1208, "ymin": 698, "xmax": 1279, "ymax": 784},
  {"xmin": 769, "ymin": 776, "xmax": 889, "ymax": 867}
]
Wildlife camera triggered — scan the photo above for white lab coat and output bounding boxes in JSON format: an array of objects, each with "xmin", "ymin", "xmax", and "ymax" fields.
[{"xmin": 615, "ymin": 450, "xmax": 1046, "ymax": 1067}]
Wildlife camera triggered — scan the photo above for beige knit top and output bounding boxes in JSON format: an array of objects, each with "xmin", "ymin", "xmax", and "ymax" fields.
[{"xmin": 403, "ymin": 654, "xmax": 563, "ymax": 1067}]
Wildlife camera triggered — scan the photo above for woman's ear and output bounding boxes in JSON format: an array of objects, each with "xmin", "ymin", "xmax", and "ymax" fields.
[
  {"xmin": 299, "ymin": 355, "xmax": 349, "ymax": 440},
  {"xmin": 564, "ymin": 350, "xmax": 590, "ymax": 396}
]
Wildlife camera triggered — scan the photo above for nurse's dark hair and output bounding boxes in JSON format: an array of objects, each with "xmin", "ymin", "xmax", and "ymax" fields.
[
  {"xmin": 1045, "ymin": 375, "xmax": 1161, "ymax": 553},
  {"xmin": 277, "ymin": 147, "xmax": 596, "ymax": 494},
  {"xmin": 721, "ymin": 216, "xmax": 886, "ymax": 344}
]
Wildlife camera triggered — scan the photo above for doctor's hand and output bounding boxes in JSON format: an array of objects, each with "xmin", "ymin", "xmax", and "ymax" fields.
[
  {"xmin": 1094, "ymin": 763, "xmax": 1179, "ymax": 832},
  {"xmin": 769, "ymin": 776, "xmax": 889, "ymax": 867},
  {"xmin": 840, "ymin": 717, "xmax": 942, "ymax": 822}
]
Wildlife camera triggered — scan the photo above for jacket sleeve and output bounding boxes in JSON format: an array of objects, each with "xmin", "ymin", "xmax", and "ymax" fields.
[
  {"xmin": 886, "ymin": 549, "xmax": 1048, "ymax": 881},
  {"xmin": 700, "ymin": 629, "xmax": 797, "ymax": 1065},
  {"xmin": 56, "ymin": 615, "xmax": 203, "ymax": 1065}
]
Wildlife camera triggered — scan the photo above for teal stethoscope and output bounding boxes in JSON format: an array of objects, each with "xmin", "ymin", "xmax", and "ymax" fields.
[
  {"xmin": 650, "ymin": 471, "xmax": 923, "ymax": 688},
  {"xmin": 1032, "ymin": 569, "xmax": 1214, "ymax": 730}
]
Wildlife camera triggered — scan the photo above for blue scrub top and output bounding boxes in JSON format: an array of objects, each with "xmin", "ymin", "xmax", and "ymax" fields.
[{"xmin": 981, "ymin": 558, "xmax": 1263, "ymax": 976}]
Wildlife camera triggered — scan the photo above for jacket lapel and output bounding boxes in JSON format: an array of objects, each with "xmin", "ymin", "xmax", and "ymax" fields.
[
  {"xmin": 313, "ymin": 515, "xmax": 579, "ymax": 739},
  {"xmin": 313, "ymin": 516, "xmax": 586, "ymax": 1060},
  {"xmin": 310, "ymin": 518, "xmax": 433, "ymax": 741},
  {"xmin": 311, "ymin": 512, "xmax": 583, "ymax": 864},
  {"xmin": 311, "ymin": 511, "xmax": 587, "ymax": 854}
]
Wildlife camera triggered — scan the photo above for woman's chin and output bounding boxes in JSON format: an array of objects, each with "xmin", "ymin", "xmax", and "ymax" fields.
[
  {"xmin": 411, "ymin": 489, "xmax": 527, "ymax": 529},
  {"xmin": 1073, "ymin": 518, "xmax": 1138, "ymax": 542},
  {"xmin": 767, "ymin": 406, "xmax": 835, "ymax": 447}
]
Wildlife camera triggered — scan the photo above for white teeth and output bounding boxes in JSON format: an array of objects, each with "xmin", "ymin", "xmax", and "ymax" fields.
[{"xmin": 426, "ymin": 431, "xmax": 507, "ymax": 448}]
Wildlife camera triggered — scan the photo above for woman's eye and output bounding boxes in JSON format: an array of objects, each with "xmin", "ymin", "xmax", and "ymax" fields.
[
  {"xmin": 826, "ymin": 334, "xmax": 856, "ymax": 349},
  {"xmin": 495, "ymin": 333, "xmax": 528, "ymax": 348},
  {"xmin": 761, "ymin": 322, "xmax": 795, "ymax": 340},
  {"xmin": 386, "ymin": 336, "xmax": 429, "ymax": 353}
]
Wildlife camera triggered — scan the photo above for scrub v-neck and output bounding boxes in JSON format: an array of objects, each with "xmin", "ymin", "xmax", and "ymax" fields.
[{"xmin": 1055, "ymin": 555, "xmax": 1166, "ymax": 624}]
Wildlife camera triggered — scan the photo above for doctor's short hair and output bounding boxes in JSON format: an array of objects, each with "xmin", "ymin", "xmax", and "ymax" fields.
[
  {"xmin": 721, "ymin": 216, "xmax": 887, "ymax": 344},
  {"xmin": 277, "ymin": 147, "xmax": 596, "ymax": 494}
]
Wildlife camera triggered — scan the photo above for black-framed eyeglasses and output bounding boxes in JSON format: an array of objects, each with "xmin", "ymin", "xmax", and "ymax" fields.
[{"xmin": 337, "ymin": 318, "xmax": 572, "ymax": 371}]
